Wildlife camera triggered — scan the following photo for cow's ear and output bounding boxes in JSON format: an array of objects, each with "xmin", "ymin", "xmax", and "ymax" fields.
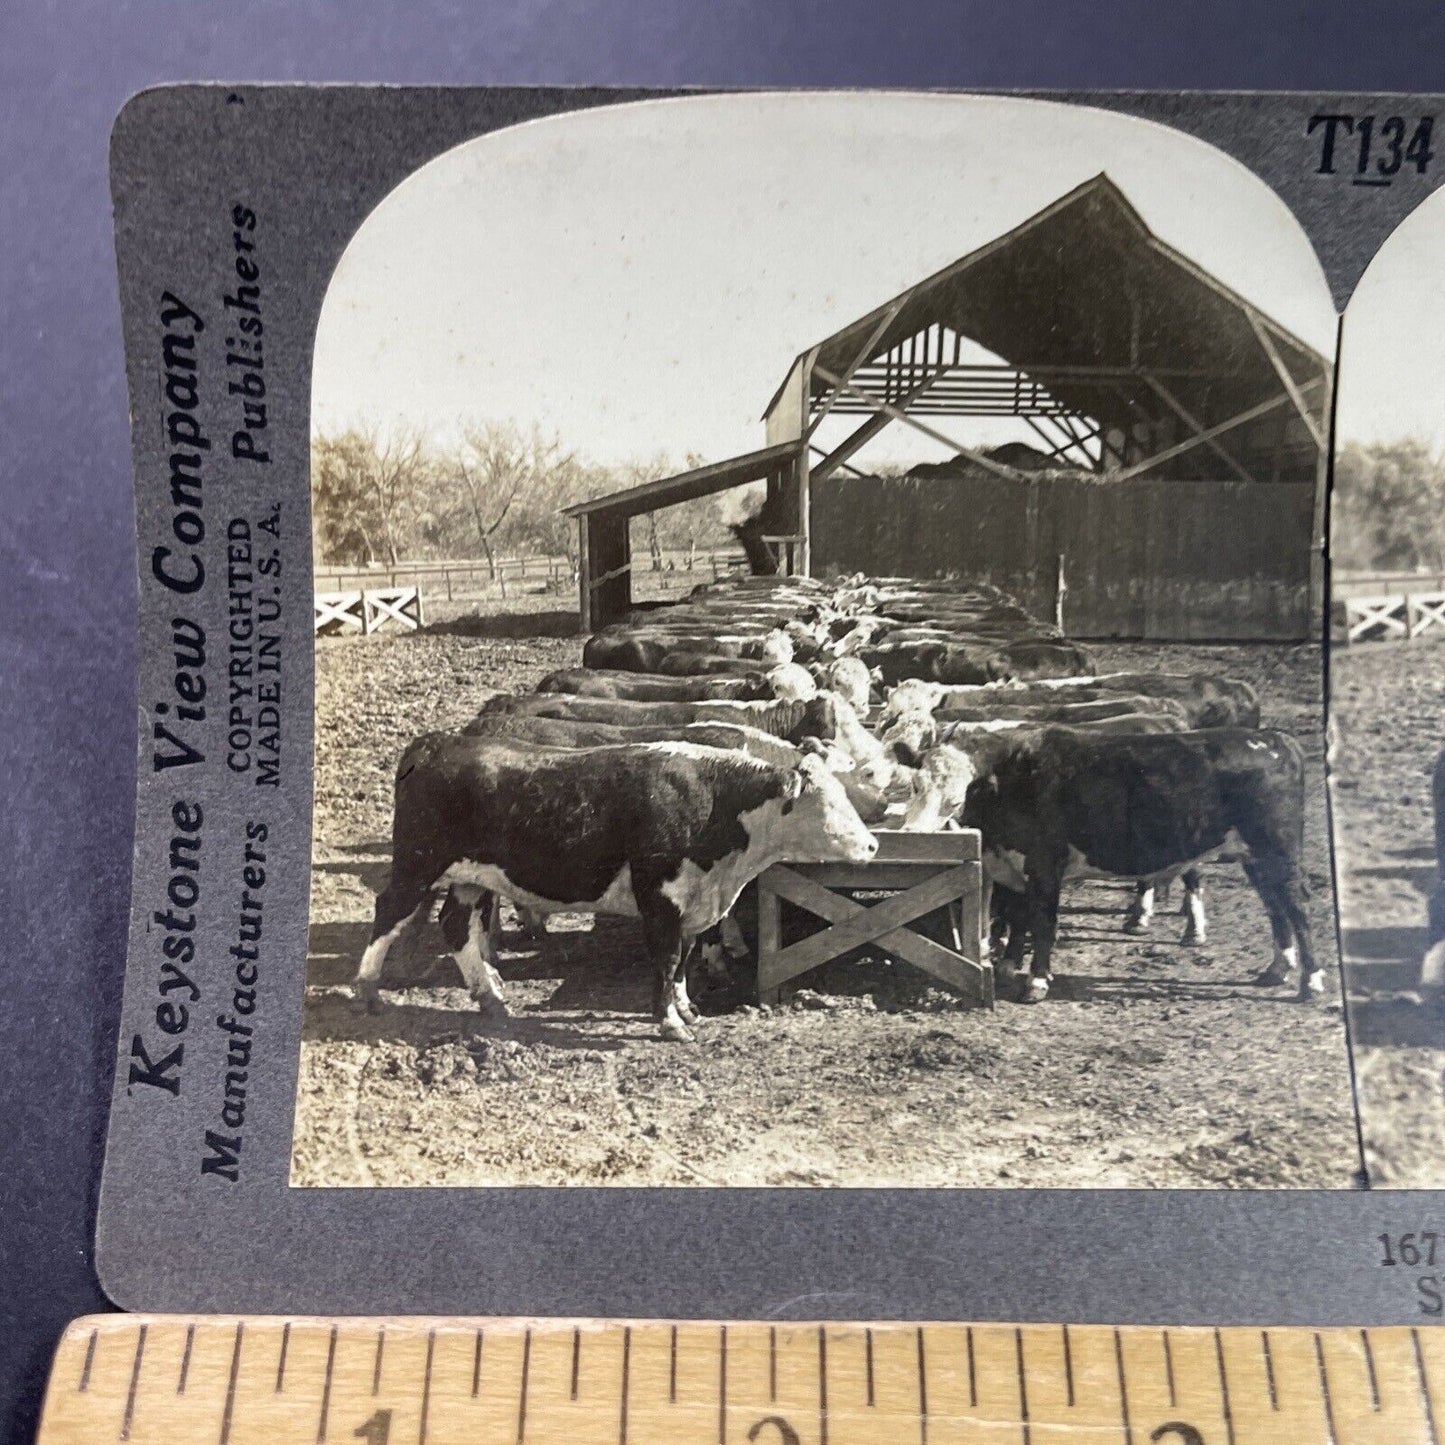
[
  {"xmin": 869, "ymin": 667, "xmax": 884, "ymax": 685},
  {"xmin": 781, "ymin": 768, "xmax": 806, "ymax": 809}
]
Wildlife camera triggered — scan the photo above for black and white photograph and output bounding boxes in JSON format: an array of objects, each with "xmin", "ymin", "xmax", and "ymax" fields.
[
  {"xmin": 1329, "ymin": 183, "xmax": 1445, "ymax": 1188},
  {"xmin": 290, "ymin": 91, "xmax": 1360, "ymax": 1191}
]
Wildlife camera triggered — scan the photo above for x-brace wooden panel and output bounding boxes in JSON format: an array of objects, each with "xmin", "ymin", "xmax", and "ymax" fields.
[{"xmin": 756, "ymin": 858, "xmax": 990, "ymax": 1008}]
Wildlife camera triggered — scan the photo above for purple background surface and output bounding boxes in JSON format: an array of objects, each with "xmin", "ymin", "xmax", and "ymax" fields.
[{"xmin": 4, "ymin": 3, "xmax": 1445, "ymax": 1440}]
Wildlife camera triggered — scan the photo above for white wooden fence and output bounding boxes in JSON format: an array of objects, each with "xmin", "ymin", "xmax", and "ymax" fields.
[
  {"xmin": 1338, "ymin": 581, "xmax": 1445, "ymax": 643},
  {"xmin": 314, "ymin": 586, "xmax": 424, "ymax": 636}
]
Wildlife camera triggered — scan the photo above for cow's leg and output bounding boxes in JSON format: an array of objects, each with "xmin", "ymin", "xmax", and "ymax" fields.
[
  {"xmin": 673, "ymin": 933, "xmax": 701, "ymax": 1026},
  {"xmin": 718, "ymin": 912, "xmax": 749, "ymax": 960},
  {"xmin": 516, "ymin": 903, "xmax": 547, "ymax": 941},
  {"xmin": 696, "ymin": 925, "xmax": 732, "ymax": 982},
  {"xmin": 1021, "ymin": 855, "xmax": 1066, "ymax": 1003},
  {"xmin": 1242, "ymin": 858, "xmax": 1302, "ymax": 988},
  {"xmin": 441, "ymin": 886, "xmax": 508, "ymax": 1016},
  {"xmin": 639, "ymin": 897, "xmax": 692, "ymax": 1042},
  {"xmin": 353, "ymin": 876, "xmax": 430, "ymax": 1013},
  {"xmin": 1179, "ymin": 868, "xmax": 1207, "ymax": 945},
  {"xmin": 1277, "ymin": 874, "xmax": 1324, "ymax": 1000},
  {"xmin": 1124, "ymin": 882, "xmax": 1154, "ymax": 934},
  {"xmin": 1423, "ymin": 881, "xmax": 1445, "ymax": 988}
]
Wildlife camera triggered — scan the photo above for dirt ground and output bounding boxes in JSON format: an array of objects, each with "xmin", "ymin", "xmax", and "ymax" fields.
[
  {"xmin": 292, "ymin": 600, "xmax": 1362, "ymax": 1190},
  {"xmin": 1329, "ymin": 638, "xmax": 1445, "ymax": 1187}
]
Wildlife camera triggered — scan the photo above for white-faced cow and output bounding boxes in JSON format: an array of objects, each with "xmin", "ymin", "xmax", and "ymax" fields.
[
  {"xmin": 353, "ymin": 736, "xmax": 877, "ymax": 1040},
  {"xmin": 900, "ymin": 726, "xmax": 1323, "ymax": 1003}
]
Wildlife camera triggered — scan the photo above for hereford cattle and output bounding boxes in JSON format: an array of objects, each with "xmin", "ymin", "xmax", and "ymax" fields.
[
  {"xmin": 469, "ymin": 692, "xmax": 838, "ymax": 744},
  {"xmin": 535, "ymin": 668, "xmax": 772, "ymax": 702},
  {"xmin": 901, "ymin": 726, "xmax": 1322, "ymax": 1003},
  {"xmin": 885, "ymin": 672, "xmax": 1260, "ymax": 729},
  {"xmin": 862, "ymin": 637, "xmax": 1093, "ymax": 688},
  {"xmin": 461, "ymin": 715, "xmax": 885, "ymax": 821},
  {"xmin": 811, "ymin": 657, "xmax": 877, "ymax": 712},
  {"xmin": 881, "ymin": 703, "xmax": 1187, "ymax": 767},
  {"xmin": 584, "ymin": 627, "xmax": 793, "ymax": 673},
  {"xmin": 1422, "ymin": 748, "xmax": 1445, "ymax": 988},
  {"xmin": 352, "ymin": 736, "xmax": 877, "ymax": 1039}
]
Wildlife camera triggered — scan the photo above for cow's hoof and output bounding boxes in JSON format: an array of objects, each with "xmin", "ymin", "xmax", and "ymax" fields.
[
  {"xmin": 1254, "ymin": 966, "xmax": 1290, "ymax": 988},
  {"xmin": 473, "ymin": 993, "xmax": 509, "ymax": 1019},
  {"xmin": 352, "ymin": 983, "xmax": 381, "ymax": 1014},
  {"xmin": 1020, "ymin": 975, "xmax": 1051, "ymax": 1004},
  {"xmin": 1298, "ymin": 971, "xmax": 1326, "ymax": 1000},
  {"xmin": 1123, "ymin": 915, "xmax": 1149, "ymax": 935},
  {"xmin": 1180, "ymin": 924, "xmax": 1206, "ymax": 947},
  {"xmin": 659, "ymin": 1019, "xmax": 695, "ymax": 1043}
]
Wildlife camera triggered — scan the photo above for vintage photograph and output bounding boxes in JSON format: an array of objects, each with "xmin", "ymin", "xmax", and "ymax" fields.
[
  {"xmin": 291, "ymin": 92, "xmax": 1361, "ymax": 1189},
  {"xmin": 1329, "ymin": 186, "xmax": 1445, "ymax": 1187}
]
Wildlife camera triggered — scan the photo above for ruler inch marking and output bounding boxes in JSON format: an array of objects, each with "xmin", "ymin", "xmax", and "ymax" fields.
[
  {"xmin": 966, "ymin": 1326, "xmax": 977, "ymax": 1408},
  {"xmin": 472, "ymin": 1328, "xmax": 483, "ymax": 1399},
  {"xmin": 865, "ymin": 1327, "xmax": 874, "ymax": 1407},
  {"xmin": 77, "ymin": 1327, "xmax": 98, "ymax": 1394},
  {"xmin": 219, "ymin": 1323, "xmax": 244, "ymax": 1445},
  {"xmin": 766, "ymin": 1326, "xmax": 774, "ymax": 1404},
  {"xmin": 1213, "ymin": 1327, "xmax": 1236, "ymax": 1445},
  {"xmin": 1313, "ymin": 1331, "xmax": 1338, "ymax": 1445},
  {"xmin": 418, "ymin": 1328, "xmax": 435, "ymax": 1445},
  {"xmin": 570, "ymin": 1327, "xmax": 580, "ymax": 1402},
  {"xmin": 1113, "ymin": 1327, "xmax": 1132, "ymax": 1445},
  {"xmin": 177, "ymin": 1323, "xmax": 195, "ymax": 1396},
  {"xmin": 316, "ymin": 1323, "xmax": 337, "ymax": 1445},
  {"xmin": 670, "ymin": 1325, "xmax": 678, "ymax": 1404},
  {"xmin": 1062, "ymin": 1324, "xmax": 1074, "ymax": 1407},
  {"xmin": 619, "ymin": 1324, "xmax": 631, "ymax": 1445},
  {"xmin": 517, "ymin": 1327, "xmax": 532, "ymax": 1445},
  {"xmin": 1015, "ymin": 1327, "xmax": 1030, "ymax": 1445},
  {"xmin": 276, "ymin": 1321, "xmax": 291, "ymax": 1393},
  {"xmin": 1260, "ymin": 1329, "xmax": 1277, "ymax": 1410},
  {"xmin": 1361, "ymin": 1327, "xmax": 1380, "ymax": 1411},
  {"xmin": 818, "ymin": 1326, "xmax": 828, "ymax": 1445},
  {"xmin": 1162, "ymin": 1329, "xmax": 1176, "ymax": 1409},
  {"xmin": 720, "ymin": 1325, "xmax": 728, "ymax": 1445},
  {"xmin": 1414, "ymin": 1327, "xmax": 1440, "ymax": 1445},
  {"xmin": 916, "ymin": 1326, "xmax": 928, "ymax": 1445},
  {"xmin": 119, "ymin": 1322, "xmax": 147, "ymax": 1442},
  {"xmin": 373, "ymin": 1325, "xmax": 386, "ymax": 1397}
]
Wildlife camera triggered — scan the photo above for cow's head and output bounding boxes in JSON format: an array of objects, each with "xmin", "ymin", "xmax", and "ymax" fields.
[
  {"xmin": 766, "ymin": 661, "xmax": 818, "ymax": 703},
  {"xmin": 901, "ymin": 744, "xmax": 978, "ymax": 831},
  {"xmin": 776, "ymin": 754, "xmax": 878, "ymax": 862},
  {"xmin": 760, "ymin": 628, "xmax": 796, "ymax": 665},
  {"xmin": 882, "ymin": 709, "xmax": 938, "ymax": 768},
  {"xmin": 814, "ymin": 657, "xmax": 871, "ymax": 712},
  {"xmin": 797, "ymin": 692, "xmax": 839, "ymax": 741},
  {"xmin": 884, "ymin": 678, "xmax": 945, "ymax": 719}
]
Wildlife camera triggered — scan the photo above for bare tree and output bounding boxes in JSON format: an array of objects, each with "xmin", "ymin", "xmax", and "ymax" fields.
[{"xmin": 311, "ymin": 425, "xmax": 428, "ymax": 565}]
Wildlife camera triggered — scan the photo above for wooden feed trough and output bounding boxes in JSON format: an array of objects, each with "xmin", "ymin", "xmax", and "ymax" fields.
[{"xmin": 755, "ymin": 828, "xmax": 991, "ymax": 1008}]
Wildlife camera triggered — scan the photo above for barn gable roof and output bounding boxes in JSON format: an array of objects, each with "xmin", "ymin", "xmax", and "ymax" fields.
[{"xmin": 769, "ymin": 173, "xmax": 1330, "ymax": 480}]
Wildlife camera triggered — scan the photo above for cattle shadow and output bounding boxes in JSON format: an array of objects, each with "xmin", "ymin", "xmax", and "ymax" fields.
[
  {"xmin": 300, "ymin": 989, "xmax": 635, "ymax": 1052},
  {"xmin": 423, "ymin": 609, "xmax": 580, "ymax": 640},
  {"xmin": 1039, "ymin": 972, "xmax": 1302, "ymax": 1006},
  {"xmin": 1346, "ymin": 994, "xmax": 1445, "ymax": 1048}
]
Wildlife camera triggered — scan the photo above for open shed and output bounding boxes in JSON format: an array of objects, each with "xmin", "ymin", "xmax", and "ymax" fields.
[{"xmin": 567, "ymin": 173, "xmax": 1333, "ymax": 635}]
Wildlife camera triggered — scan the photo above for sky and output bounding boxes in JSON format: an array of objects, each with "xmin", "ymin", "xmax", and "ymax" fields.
[
  {"xmin": 312, "ymin": 91, "xmax": 1339, "ymax": 471},
  {"xmin": 1336, "ymin": 187, "xmax": 1445, "ymax": 450}
]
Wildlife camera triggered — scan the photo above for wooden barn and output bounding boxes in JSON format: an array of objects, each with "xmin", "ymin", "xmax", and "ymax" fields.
[{"xmin": 567, "ymin": 173, "xmax": 1332, "ymax": 639}]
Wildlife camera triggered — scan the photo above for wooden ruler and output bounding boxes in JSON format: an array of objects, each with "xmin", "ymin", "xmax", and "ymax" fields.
[{"xmin": 35, "ymin": 1315, "xmax": 1445, "ymax": 1444}]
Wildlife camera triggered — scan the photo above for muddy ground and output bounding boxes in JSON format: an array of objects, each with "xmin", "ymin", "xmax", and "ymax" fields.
[
  {"xmin": 292, "ymin": 602, "xmax": 1361, "ymax": 1189},
  {"xmin": 1330, "ymin": 637, "xmax": 1445, "ymax": 1187}
]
